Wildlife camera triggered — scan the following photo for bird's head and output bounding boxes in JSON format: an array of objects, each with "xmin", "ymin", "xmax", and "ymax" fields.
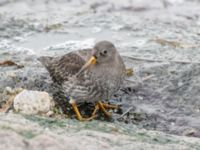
[
  {"xmin": 77, "ymin": 41, "xmax": 119, "ymax": 76},
  {"xmin": 92, "ymin": 40, "xmax": 117, "ymax": 63}
]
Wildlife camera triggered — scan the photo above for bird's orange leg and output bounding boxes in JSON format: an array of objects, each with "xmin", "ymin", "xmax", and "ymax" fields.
[
  {"xmin": 69, "ymin": 99, "xmax": 96, "ymax": 121},
  {"xmin": 91, "ymin": 103, "xmax": 100, "ymax": 116},
  {"xmin": 69, "ymin": 99, "xmax": 118, "ymax": 120},
  {"xmin": 97, "ymin": 101, "xmax": 118, "ymax": 117},
  {"xmin": 101, "ymin": 102, "xmax": 118, "ymax": 109}
]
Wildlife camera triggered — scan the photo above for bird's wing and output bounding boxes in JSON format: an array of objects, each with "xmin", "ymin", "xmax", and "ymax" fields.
[
  {"xmin": 75, "ymin": 48, "xmax": 92, "ymax": 61},
  {"xmin": 38, "ymin": 49, "xmax": 92, "ymax": 83}
]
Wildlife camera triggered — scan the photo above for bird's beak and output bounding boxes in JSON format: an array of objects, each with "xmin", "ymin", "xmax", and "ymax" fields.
[
  {"xmin": 83, "ymin": 56, "xmax": 97, "ymax": 69},
  {"xmin": 76, "ymin": 56, "xmax": 96, "ymax": 76}
]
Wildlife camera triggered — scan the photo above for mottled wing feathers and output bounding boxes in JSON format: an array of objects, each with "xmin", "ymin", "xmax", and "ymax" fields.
[
  {"xmin": 39, "ymin": 50, "xmax": 91, "ymax": 83},
  {"xmin": 56, "ymin": 52, "xmax": 85, "ymax": 76}
]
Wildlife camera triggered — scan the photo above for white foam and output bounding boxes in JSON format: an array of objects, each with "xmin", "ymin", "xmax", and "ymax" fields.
[
  {"xmin": 43, "ymin": 38, "xmax": 95, "ymax": 52},
  {"xmin": 0, "ymin": 40, "xmax": 35, "ymax": 55}
]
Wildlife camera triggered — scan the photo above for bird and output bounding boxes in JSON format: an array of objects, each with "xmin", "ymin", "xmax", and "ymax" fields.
[{"xmin": 39, "ymin": 41, "xmax": 126, "ymax": 121}]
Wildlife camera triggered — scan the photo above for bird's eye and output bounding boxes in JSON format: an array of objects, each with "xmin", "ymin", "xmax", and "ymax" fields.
[
  {"xmin": 103, "ymin": 50, "xmax": 107, "ymax": 54},
  {"xmin": 100, "ymin": 50, "xmax": 107, "ymax": 56}
]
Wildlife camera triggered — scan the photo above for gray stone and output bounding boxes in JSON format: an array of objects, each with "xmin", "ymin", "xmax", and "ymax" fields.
[
  {"xmin": 13, "ymin": 90, "xmax": 54, "ymax": 115},
  {"xmin": 0, "ymin": 113, "xmax": 200, "ymax": 150}
]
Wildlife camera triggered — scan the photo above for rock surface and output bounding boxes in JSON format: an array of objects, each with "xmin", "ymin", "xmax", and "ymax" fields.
[
  {"xmin": 0, "ymin": 113, "xmax": 200, "ymax": 150},
  {"xmin": 13, "ymin": 90, "xmax": 54, "ymax": 115},
  {"xmin": 0, "ymin": 0, "xmax": 200, "ymax": 149}
]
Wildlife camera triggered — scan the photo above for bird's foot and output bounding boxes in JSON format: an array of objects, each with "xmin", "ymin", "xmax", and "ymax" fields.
[
  {"xmin": 96, "ymin": 101, "xmax": 118, "ymax": 117},
  {"xmin": 69, "ymin": 99, "xmax": 96, "ymax": 121},
  {"xmin": 69, "ymin": 99, "xmax": 118, "ymax": 121}
]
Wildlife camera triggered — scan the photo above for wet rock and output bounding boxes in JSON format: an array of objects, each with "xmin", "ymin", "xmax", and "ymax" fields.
[
  {"xmin": 13, "ymin": 90, "xmax": 54, "ymax": 115},
  {"xmin": 4, "ymin": 87, "xmax": 23, "ymax": 95},
  {"xmin": 0, "ymin": 87, "xmax": 24, "ymax": 113},
  {"xmin": 0, "ymin": 113, "xmax": 200, "ymax": 150},
  {"xmin": 0, "ymin": 0, "xmax": 200, "ymax": 142},
  {"xmin": 183, "ymin": 128, "xmax": 198, "ymax": 137}
]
